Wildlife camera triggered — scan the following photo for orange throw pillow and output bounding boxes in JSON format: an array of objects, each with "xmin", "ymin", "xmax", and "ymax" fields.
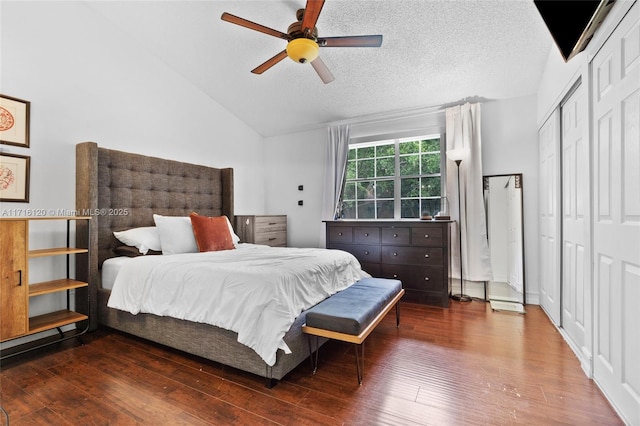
[{"xmin": 189, "ymin": 213, "xmax": 235, "ymax": 252}]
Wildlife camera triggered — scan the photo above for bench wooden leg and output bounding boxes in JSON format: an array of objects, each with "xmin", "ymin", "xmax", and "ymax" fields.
[
  {"xmin": 307, "ymin": 335, "xmax": 319, "ymax": 374},
  {"xmin": 395, "ymin": 301, "xmax": 401, "ymax": 327},
  {"xmin": 354, "ymin": 342, "xmax": 365, "ymax": 385}
]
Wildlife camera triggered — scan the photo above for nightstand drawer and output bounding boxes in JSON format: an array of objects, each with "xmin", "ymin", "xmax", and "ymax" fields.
[
  {"xmin": 255, "ymin": 216, "xmax": 286, "ymax": 233},
  {"xmin": 254, "ymin": 231, "xmax": 286, "ymax": 247}
]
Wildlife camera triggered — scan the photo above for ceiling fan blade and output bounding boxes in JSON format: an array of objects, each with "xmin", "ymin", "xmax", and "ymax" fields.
[
  {"xmin": 301, "ymin": 0, "xmax": 325, "ymax": 33},
  {"xmin": 311, "ymin": 56, "xmax": 335, "ymax": 84},
  {"xmin": 221, "ymin": 12, "xmax": 289, "ymax": 40},
  {"xmin": 251, "ymin": 50, "xmax": 288, "ymax": 74},
  {"xmin": 318, "ymin": 35, "xmax": 383, "ymax": 48}
]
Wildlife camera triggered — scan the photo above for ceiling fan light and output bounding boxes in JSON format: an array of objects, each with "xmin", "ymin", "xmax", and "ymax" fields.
[{"xmin": 286, "ymin": 38, "xmax": 319, "ymax": 64}]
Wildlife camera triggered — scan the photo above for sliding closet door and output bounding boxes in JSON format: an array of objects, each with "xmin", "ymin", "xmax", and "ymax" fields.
[
  {"xmin": 560, "ymin": 83, "xmax": 591, "ymax": 368},
  {"xmin": 592, "ymin": 2, "xmax": 640, "ymax": 424},
  {"xmin": 538, "ymin": 110, "xmax": 561, "ymax": 325}
]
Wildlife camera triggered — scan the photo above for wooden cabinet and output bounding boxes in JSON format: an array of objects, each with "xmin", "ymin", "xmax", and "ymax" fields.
[
  {"xmin": 235, "ymin": 215, "xmax": 287, "ymax": 247},
  {"xmin": 0, "ymin": 217, "xmax": 90, "ymax": 355},
  {"xmin": 325, "ymin": 220, "xmax": 452, "ymax": 307}
]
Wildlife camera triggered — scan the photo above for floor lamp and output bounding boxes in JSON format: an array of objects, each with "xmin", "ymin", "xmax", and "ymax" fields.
[{"xmin": 447, "ymin": 148, "xmax": 472, "ymax": 302}]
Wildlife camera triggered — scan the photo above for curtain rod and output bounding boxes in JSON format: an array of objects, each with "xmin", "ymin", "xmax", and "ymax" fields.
[{"xmin": 327, "ymin": 96, "xmax": 488, "ymax": 128}]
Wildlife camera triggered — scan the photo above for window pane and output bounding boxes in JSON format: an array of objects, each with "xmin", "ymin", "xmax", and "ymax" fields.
[
  {"xmin": 421, "ymin": 176, "xmax": 441, "ymax": 197},
  {"xmin": 348, "ymin": 148, "xmax": 356, "ymax": 160},
  {"xmin": 400, "ymin": 155, "xmax": 420, "ymax": 176},
  {"xmin": 401, "ymin": 177, "xmax": 419, "ymax": 197},
  {"xmin": 376, "ymin": 143, "xmax": 395, "ymax": 157},
  {"xmin": 399, "ymin": 140, "xmax": 420, "ymax": 154},
  {"xmin": 376, "ymin": 157, "xmax": 394, "ymax": 177},
  {"xmin": 421, "ymin": 138, "xmax": 440, "ymax": 152},
  {"xmin": 346, "ymin": 160, "xmax": 356, "ymax": 180},
  {"xmin": 421, "ymin": 198, "xmax": 441, "ymax": 217},
  {"xmin": 343, "ymin": 181, "xmax": 356, "ymax": 200},
  {"xmin": 341, "ymin": 201, "xmax": 356, "ymax": 219},
  {"xmin": 358, "ymin": 146, "xmax": 375, "ymax": 159},
  {"xmin": 376, "ymin": 179, "xmax": 394, "ymax": 198},
  {"xmin": 357, "ymin": 159, "xmax": 375, "ymax": 179},
  {"xmin": 401, "ymin": 199, "xmax": 420, "ymax": 218},
  {"xmin": 358, "ymin": 201, "xmax": 375, "ymax": 219},
  {"xmin": 377, "ymin": 200, "xmax": 394, "ymax": 219},
  {"xmin": 356, "ymin": 181, "xmax": 375, "ymax": 199},
  {"xmin": 421, "ymin": 153, "xmax": 440, "ymax": 174}
]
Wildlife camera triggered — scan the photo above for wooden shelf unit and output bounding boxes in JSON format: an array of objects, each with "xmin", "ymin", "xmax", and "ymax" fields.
[{"xmin": 0, "ymin": 216, "xmax": 91, "ymax": 358}]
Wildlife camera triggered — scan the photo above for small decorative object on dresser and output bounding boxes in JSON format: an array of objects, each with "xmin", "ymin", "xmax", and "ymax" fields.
[
  {"xmin": 0, "ymin": 216, "xmax": 90, "ymax": 359},
  {"xmin": 235, "ymin": 215, "xmax": 287, "ymax": 247},
  {"xmin": 325, "ymin": 220, "xmax": 452, "ymax": 307}
]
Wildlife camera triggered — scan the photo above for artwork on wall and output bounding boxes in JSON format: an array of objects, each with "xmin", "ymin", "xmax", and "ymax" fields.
[
  {"xmin": 0, "ymin": 153, "xmax": 30, "ymax": 202},
  {"xmin": 0, "ymin": 94, "xmax": 30, "ymax": 148}
]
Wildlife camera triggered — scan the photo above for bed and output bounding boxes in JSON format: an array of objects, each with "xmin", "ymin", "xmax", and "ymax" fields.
[{"xmin": 74, "ymin": 141, "xmax": 367, "ymax": 385}]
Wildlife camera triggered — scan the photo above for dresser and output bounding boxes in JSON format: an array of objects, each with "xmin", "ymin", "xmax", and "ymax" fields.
[
  {"xmin": 235, "ymin": 215, "xmax": 287, "ymax": 247},
  {"xmin": 325, "ymin": 220, "xmax": 452, "ymax": 307}
]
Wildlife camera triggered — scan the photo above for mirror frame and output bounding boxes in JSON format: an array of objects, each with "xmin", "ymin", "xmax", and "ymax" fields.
[{"xmin": 483, "ymin": 173, "xmax": 526, "ymax": 305}]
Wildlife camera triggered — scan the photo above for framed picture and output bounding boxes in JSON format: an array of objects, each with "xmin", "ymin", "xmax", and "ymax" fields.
[
  {"xmin": 0, "ymin": 94, "xmax": 30, "ymax": 147},
  {"xmin": 0, "ymin": 153, "xmax": 30, "ymax": 202}
]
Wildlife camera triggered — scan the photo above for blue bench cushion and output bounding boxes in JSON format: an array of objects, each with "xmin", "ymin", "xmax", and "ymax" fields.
[{"xmin": 305, "ymin": 278, "xmax": 403, "ymax": 335}]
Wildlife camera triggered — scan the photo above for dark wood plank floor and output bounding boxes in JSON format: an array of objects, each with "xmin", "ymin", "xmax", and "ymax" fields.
[{"xmin": 0, "ymin": 301, "xmax": 622, "ymax": 425}]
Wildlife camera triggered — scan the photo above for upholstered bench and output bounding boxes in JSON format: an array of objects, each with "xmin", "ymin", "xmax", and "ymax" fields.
[{"xmin": 302, "ymin": 277, "xmax": 404, "ymax": 384}]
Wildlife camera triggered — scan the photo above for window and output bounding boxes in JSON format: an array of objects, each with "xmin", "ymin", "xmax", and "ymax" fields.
[{"xmin": 340, "ymin": 135, "xmax": 444, "ymax": 219}]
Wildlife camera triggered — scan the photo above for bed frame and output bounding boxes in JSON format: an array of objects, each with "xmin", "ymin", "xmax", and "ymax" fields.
[{"xmin": 75, "ymin": 142, "xmax": 318, "ymax": 385}]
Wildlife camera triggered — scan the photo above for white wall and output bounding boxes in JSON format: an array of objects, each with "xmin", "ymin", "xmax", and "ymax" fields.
[
  {"xmin": 482, "ymin": 95, "xmax": 540, "ymax": 303},
  {"xmin": 263, "ymin": 128, "xmax": 327, "ymax": 248}
]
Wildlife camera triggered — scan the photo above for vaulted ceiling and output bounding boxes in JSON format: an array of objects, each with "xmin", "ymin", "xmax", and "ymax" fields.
[{"xmin": 86, "ymin": 1, "xmax": 554, "ymax": 137}]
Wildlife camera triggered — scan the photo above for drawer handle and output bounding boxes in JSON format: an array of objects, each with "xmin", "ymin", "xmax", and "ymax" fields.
[
  {"xmin": 269, "ymin": 222, "xmax": 277, "ymax": 225},
  {"xmin": 424, "ymin": 254, "xmax": 429, "ymax": 258},
  {"xmin": 393, "ymin": 252, "xmax": 398, "ymax": 256},
  {"xmin": 364, "ymin": 251, "xmax": 370, "ymax": 255},
  {"xmin": 364, "ymin": 232, "xmax": 369, "ymax": 237},
  {"xmin": 268, "ymin": 237, "xmax": 276, "ymax": 241},
  {"xmin": 338, "ymin": 232, "xmax": 343, "ymax": 236},
  {"xmin": 393, "ymin": 233, "xmax": 398, "ymax": 238},
  {"xmin": 18, "ymin": 270, "xmax": 22, "ymax": 286},
  {"xmin": 393, "ymin": 274, "xmax": 398, "ymax": 278},
  {"xmin": 425, "ymin": 277, "xmax": 430, "ymax": 281},
  {"xmin": 424, "ymin": 234, "xmax": 429, "ymax": 238}
]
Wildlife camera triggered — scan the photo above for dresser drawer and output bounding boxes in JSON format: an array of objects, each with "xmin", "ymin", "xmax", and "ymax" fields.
[
  {"xmin": 411, "ymin": 226, "xmax": 444, "ymax": 247},
  {"xmin": 381, "ymin": 227, "xmax": 410, "ymax": 245},
  {"xmin": 381, "ymin": 265, "xmax": 445, "ymax": 291},
  {"xmin": 328, "ymin": 226, "xmax": 353, "ymax": 243},
  {"xmin": 331, "ymin": 243, "xmax": 381, "ymax": 264},
  {"xmin": 354, "ymin": 227, "xmax": 380, "ymax": 244},
  {"xmin": 381, "ymin": 246, "xmax": 443, "ymax": 266}
]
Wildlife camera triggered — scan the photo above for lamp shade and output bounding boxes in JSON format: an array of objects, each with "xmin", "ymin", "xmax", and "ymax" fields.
[
  {"xmin": 286, "ymin": 38, "xmax": 319, "ymax": 63},
  {"xmin": 446, "ymin": 148, "xmax": 469, "ymax": 162}
]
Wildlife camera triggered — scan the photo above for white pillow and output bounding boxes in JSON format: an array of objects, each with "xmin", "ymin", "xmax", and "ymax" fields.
[
  {"xmin": 153, "ymin": 214, "xmax": 198, "ymax": 255},
  {"xmin": 113, "ymin": 226, "xmax": 161, "ymax": 255}
]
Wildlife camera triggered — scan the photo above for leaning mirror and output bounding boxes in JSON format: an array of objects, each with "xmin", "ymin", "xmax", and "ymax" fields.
[{"xmin": 483, "ymin": 174, "xmax": 525, "ymax": 313}]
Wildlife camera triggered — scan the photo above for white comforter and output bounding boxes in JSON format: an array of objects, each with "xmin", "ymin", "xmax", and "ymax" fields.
[{"xmin": 107, "ymin": 244, "xmax": 369, "ymax": 366}]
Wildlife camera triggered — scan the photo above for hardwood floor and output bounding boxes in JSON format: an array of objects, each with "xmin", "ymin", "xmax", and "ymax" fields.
[{"xmin": 0, "ymin": 301, "xmax": 622, "ymax": 425}]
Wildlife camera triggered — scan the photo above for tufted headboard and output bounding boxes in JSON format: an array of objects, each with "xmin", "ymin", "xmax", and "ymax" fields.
[{"xmin": 75, "ymin": 141, "xmax": 233, "ymax": 329}]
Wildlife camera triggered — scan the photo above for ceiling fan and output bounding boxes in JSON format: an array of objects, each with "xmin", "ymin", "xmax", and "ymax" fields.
[{"xmin": 221, "ymin": 0, "xmax": 383, "ymax": 84}]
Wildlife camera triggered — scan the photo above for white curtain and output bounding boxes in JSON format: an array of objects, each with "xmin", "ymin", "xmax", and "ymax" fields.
[
  {"xmin": 320, "ymin": 125, "xmax": 350, "ymax": 245},
  {"xmin": 446, "ymin": 103, "xmax": 493, "ymax": 284}
]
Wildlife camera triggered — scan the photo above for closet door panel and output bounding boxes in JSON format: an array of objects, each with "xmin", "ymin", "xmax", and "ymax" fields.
[{"xmin": 592, "ymin": 3, "xmax": 640, "ymax": 424}]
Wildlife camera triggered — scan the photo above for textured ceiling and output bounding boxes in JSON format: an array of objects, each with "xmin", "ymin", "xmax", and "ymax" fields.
[{"xmin": 86, "ymin": 0, "xmax": 554, "ymax": 137}]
